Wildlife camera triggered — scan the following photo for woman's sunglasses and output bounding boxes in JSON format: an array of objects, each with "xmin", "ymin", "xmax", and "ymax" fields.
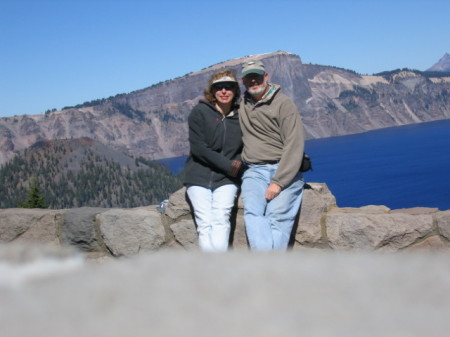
[{"xmin": 212, "ymin": 82, "xmax": 236, "ymax": 91}]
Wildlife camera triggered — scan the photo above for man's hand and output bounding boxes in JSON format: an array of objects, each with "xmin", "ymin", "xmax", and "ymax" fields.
[{"xmin": 265, "ymin": 183, "xmax": 282, "ymax": 200}]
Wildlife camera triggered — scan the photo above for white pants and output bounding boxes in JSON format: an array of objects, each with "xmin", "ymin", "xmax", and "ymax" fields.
[{"xmin": 187, "ymin": 184, "xmax": 239, "ymax": 252}]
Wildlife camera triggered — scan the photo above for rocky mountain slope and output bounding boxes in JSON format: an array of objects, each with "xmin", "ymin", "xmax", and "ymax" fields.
[{"xmin": 1, "ymin": 51, "xmax": 449, "ymax": 165}]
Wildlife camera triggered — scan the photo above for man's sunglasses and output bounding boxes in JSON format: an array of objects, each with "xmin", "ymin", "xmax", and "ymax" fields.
[{"xmin": 212, "ymin": 82, "xmax": 236, "ymax": 91}]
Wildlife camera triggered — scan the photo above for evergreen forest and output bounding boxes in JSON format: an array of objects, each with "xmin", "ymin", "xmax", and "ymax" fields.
[{"xmin": 0, "ymin": 139, "xmax": 184, "ymax": 209}]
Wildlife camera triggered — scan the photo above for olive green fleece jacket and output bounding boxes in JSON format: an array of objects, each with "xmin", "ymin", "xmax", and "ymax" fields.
[{"xmin": 239, "ymin": 84, "xmax": 305, "ymax": 188}]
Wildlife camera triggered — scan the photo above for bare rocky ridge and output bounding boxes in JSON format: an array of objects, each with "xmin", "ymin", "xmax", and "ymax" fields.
[{"xmin": 1, "ymin": 51, "xmax": 449, "ymax": 164}]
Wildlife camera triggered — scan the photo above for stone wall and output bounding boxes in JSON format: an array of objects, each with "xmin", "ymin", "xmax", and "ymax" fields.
[{"xmin": 1, "ymin": 183, "xmax": 449, "ymax": 257}]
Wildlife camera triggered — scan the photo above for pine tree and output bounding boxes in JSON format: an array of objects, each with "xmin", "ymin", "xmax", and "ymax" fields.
[{"xmin": 18, "ymin": 177, "xmax": 48, "ymax": 209}]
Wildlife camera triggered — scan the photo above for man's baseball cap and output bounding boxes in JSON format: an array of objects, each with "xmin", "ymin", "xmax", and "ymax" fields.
[{"xmin": 241, "ymin": 60, "xmax": 266, "ymax": 77}]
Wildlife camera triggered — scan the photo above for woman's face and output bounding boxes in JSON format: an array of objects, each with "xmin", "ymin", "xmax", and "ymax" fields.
[{"xmin": 212, "ymin": 82, "xmax": 236, "ymax": 105}]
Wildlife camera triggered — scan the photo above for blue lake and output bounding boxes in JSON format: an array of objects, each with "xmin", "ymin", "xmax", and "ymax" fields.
[{"xmin": 158, "ymin": 119, "xmax": 450, "ymax": 210}]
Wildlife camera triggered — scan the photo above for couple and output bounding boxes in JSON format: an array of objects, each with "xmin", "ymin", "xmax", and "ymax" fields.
[{"xmin": 184, "ymin": 60, "xmax": 306, "ymax": 252}]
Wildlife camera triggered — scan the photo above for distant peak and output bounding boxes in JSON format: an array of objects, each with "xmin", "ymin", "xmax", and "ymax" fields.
[{"xmin": 427, "ymin": 53, "xmax": 450, "ymax": 72}]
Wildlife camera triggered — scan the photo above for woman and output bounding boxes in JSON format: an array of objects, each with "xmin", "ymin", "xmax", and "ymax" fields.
[{"xmin": 184, "ymin": 69, "xmax": 243, "ymax": 252}]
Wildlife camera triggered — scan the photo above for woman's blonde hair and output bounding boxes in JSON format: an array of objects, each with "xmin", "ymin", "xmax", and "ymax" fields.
[{"xmin": 204, "ymin": 69, "xmax": 241, "ymax": 105}]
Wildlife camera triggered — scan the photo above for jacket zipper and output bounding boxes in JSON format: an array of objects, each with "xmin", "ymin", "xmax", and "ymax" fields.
[{"xmin": 208, "ymin": 114, "xmax": 227, "ymax": 188}]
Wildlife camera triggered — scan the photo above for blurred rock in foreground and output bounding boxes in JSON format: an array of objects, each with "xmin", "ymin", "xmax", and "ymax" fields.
[{"xmin": 1, "ymin": 247, "xmax": 450, "ymax": 337}]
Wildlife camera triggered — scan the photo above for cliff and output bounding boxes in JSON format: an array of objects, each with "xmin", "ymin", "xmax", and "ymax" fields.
[{"xmin": 1, "ymin": 51, "xmax": 449, "ymax": 164}]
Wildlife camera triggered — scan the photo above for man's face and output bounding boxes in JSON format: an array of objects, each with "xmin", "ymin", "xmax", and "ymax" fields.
[{"xmin": 242, "ymin": 73, "xmax": 268, "ymax": 97}]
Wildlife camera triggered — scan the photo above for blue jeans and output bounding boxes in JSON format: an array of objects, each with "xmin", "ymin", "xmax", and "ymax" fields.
[
  {"xmin": 241, "ymin": 164, "xmax": 304, "ymax": 251},
  {"xmin": 187, "ymin": 184, "xmax": 239, "ymax": 252}
]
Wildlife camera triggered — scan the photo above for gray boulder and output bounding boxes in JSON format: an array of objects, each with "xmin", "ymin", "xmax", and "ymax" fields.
[
  {"xmin": 326, "ymin": 207, "xmax": 434, "ymax": 251},
  {"xmin": 60, "ymin": 207, "xmax": 107, "ymax": 251},
  {"xmin": 294, "ymin": 182, "xmax": 336, "ymax": 245},
  {"xmin": 170, "ymin": 219, "xmax": 198, "ymax": 249},
  {"xmin": 0, "ymin": 208, "xmax": 62, "ymax": 245},
  {"xmin": 436, "ymin": 210, "xmax": 450, "ymax": 240},
  {"xmin": 98, "ymin": 208, "xmax": 165, "ymax": 257}
]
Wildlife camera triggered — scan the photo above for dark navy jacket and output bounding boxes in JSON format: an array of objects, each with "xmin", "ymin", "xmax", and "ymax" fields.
[{"xmin": 184, "ymin": 100, "xmax": 243, "ymax": 189}]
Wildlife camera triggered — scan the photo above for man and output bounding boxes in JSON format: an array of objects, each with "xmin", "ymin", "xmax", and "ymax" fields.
[{"xmin": 239, "ymin": 60, "xmax": 305, "ymax": 251}]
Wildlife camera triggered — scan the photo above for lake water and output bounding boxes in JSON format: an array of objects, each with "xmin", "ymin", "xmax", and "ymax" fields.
[{"xmin": 158, "ymin": 119, "xmax": 450, "ymax": 210}]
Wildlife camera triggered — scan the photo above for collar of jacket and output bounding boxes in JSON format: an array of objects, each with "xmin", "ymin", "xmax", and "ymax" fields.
[
  {"xmin": 199, "ymin": 99, "xmax": 240, "ymax": 117},
  {"xmin": 244, "ymin": 84, "xmax": 280, "ymax": 105}
]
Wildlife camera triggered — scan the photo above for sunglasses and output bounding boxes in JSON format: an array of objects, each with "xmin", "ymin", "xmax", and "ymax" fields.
[{"xmin": 212, "ymin": 82, "xmax": 236, "ymax": 91}]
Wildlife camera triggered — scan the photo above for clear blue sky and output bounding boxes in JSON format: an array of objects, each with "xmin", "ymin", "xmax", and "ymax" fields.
[{"xmin": 1, "ymin": 0, "xmax": 449, "ymax": 117}]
